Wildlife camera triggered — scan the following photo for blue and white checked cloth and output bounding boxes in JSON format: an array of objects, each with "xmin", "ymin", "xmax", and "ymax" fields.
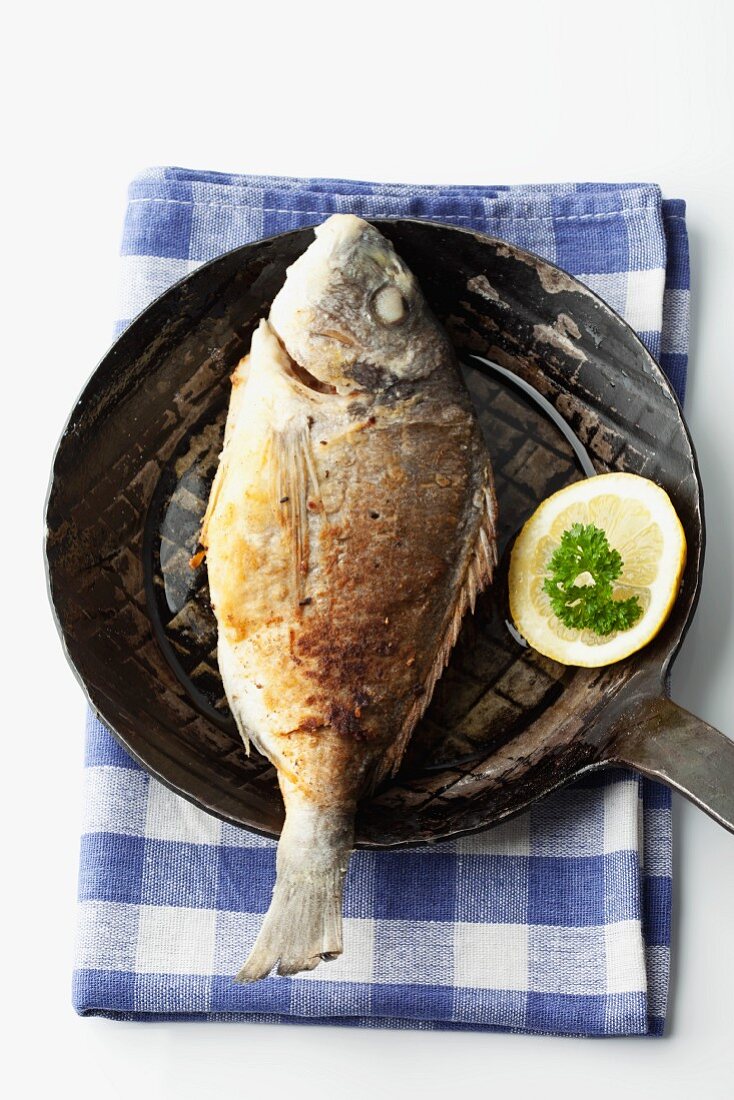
[{"xmin": 75, "ymin": 170, "xmax": 689, "ymax": 1036}]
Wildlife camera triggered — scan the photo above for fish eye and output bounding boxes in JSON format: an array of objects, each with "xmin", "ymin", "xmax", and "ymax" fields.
[{"xmin": 371, "ymin": 284, "xmax": 408, "ymax": 325}]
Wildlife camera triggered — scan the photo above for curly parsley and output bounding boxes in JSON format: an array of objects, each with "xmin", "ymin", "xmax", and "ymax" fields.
[{"xmin": 542, "ymin": 522, "xmax": 643, "ymax": 636}]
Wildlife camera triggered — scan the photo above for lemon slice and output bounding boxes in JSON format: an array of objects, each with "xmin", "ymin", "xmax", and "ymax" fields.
[{"xmin": 509, "ymin": 472, "xmax": 687, "ymax": 667}]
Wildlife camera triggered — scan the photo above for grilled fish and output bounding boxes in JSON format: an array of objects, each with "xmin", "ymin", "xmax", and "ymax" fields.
[{"xmin": 201, "ymin": 215, "xmax": 497, "ymax": 981}]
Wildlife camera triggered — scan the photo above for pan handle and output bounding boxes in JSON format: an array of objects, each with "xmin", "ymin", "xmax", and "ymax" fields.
[{"xmin": 602, "ymin": 695, "xmax": 734, "ymax": 834}]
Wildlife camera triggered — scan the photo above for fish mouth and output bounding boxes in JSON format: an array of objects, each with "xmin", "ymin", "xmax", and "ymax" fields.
[
  {"xmin": 288, "ymin": 358, "xmax": 339, "ymax": 395},
  {"xmin": 270, "ymin": 324, "xmax": 340, "ymax": 396}
]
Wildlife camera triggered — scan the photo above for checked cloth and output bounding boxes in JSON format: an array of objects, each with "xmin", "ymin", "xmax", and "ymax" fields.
[{"xmin": 74, "ymin": 170, "xmax": 689, "ymax": 1035}]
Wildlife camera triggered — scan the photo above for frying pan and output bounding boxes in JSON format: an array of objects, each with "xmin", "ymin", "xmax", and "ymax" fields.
[{"xmin": 44, "ymin": 219, "xmax": 734, "ymax": 847}]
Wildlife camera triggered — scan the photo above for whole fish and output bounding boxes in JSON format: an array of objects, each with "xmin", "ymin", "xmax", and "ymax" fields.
[{"xmin": 201, "ymin": 214, "xmax": 497, "ymax": 981}]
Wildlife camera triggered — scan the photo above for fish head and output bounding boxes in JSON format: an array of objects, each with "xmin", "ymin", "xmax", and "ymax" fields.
[{"xmin": 269, "ymin": 214, "xmax": 450, "ymax": 396}]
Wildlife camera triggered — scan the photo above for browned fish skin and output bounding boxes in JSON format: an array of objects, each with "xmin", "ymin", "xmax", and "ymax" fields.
[
  {"xmin": 202, "ymin": 215, "xmax": 497, "ymax": 981},
  {"xmin": 276, "ymin": 371, "xmax": 494, "ymax": 796}
]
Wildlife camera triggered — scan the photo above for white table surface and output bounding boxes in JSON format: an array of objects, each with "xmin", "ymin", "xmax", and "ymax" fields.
[{"xmin": 5, "ymin": 0, "xmax": 733, "ymax": 1095}]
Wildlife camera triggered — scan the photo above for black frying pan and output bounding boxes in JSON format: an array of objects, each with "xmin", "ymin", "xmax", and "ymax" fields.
[{"xmin": 44, "ymin": 219, "xmax": 734, "ymax": 846}]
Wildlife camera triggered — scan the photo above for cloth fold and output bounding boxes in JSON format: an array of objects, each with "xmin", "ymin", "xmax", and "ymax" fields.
[{"xmin": 75, "ymin": 170, "xmax": 688, "ymax": 1035}]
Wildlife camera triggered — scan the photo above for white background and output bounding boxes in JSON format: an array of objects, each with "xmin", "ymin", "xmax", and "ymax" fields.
[{"xmin": 3, "ymin": 0, "xmax": 733, "ymax": 1096}]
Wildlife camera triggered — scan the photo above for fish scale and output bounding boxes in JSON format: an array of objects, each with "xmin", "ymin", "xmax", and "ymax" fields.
[{"xmin": 201, "ymin": 214, "xmax": 497, "ymax": 980}]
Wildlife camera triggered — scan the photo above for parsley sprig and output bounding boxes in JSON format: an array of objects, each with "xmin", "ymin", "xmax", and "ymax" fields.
[{"xmin": 542, "ymin": 522, "xmax": 642, "ymax": 636}]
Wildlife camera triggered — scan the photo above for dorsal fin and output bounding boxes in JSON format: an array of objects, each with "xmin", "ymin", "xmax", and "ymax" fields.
[{"xmin": 372, "ymin": 475, "xmax": 498, "ymax": 787}]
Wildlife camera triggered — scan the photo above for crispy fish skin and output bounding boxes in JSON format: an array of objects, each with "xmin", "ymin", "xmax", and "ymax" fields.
[{"xmin": 202, "ymin": 216, "xmax": 497, "ymax": 981}]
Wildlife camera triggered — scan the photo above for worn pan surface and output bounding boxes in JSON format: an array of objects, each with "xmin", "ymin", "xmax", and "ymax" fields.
[{"xmin": 45, "ymin": 219, "xmax": 734, "ymax": 846}]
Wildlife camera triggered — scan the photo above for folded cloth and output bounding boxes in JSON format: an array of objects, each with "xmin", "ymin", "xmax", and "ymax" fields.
[{"xmin": 75, "ymin": 170, "xmax": 688, "ymax": 1035}]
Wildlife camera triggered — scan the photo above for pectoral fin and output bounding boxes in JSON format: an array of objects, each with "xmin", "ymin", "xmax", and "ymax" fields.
[{"xmin": 271, "ymin": 419, "xmax": 321, "ymax": 604}]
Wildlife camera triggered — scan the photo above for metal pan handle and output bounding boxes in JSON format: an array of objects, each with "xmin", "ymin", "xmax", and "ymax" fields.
[{"xmin": 603, "ymin": 695, "xmax": 734, "ymax": 833}]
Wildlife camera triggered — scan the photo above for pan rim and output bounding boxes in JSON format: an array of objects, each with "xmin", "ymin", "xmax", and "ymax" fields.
[{"xmin": 43, "ymin": 217, "xmax": 705, "ymax": 847}]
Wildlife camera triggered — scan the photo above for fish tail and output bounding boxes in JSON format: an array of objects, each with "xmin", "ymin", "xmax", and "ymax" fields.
[{"xmin": 235, "ymin": 801, "xmax": 354, "ymax": 982}]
